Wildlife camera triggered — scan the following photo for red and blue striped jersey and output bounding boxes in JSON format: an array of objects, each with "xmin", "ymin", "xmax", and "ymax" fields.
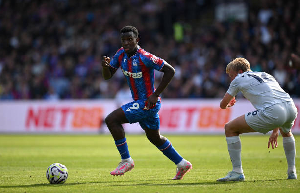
[{"xmin": 109, "ymin": 46, "xmax": 165, "ymax": 101}]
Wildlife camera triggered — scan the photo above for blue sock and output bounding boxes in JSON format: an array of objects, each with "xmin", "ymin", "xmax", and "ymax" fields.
[
  {"xmin": 157, "ymin": 139, "xmax": 183, "ymax": 164},
  {"xmin": 115, "ymin": 138, "xmax": 130, "ymax": 159}
]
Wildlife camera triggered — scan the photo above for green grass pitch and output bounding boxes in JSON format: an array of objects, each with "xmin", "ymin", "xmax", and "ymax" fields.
[{"xmin": 0, "ymin": 134, "xmax": 299, "ymax": 193}]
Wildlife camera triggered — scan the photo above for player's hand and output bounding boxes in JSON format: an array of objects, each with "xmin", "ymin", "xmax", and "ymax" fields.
[
  {"xmin": 268, "ymin": 129, "xmax": 279, "ymax": 149},
  {"xmin": 143, "ymin": 94, "xmax": 158, "ymax": 110},
  {"xmin": 227, "ymin": 97, "xmax": 236, "ymax": 108},
  {"xmin": 102, "ymin": 56, "xmax": 110, "ymax": 68}
]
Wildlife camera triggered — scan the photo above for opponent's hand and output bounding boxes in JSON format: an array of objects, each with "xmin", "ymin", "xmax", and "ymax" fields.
[
  {"xmin": 143, "ymin": 93, "xmax": 158, "ymax": 110},
  {"xmin": 102, "ymin": 56, "xmax": 110, "ymax": 68},
  {"xmin": 268, "ymin": 129, "xmax": 279, "ymax": 149},
  {"xmin": 227, "ymin": 97, "xmax": 236, "ymax": 108}
]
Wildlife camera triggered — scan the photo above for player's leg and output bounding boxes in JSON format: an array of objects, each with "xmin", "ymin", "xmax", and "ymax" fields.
[
  {"xmin": 105, "ymin": 108, "xmax": 134, "ymax": 176},
  {"xmin": 145, "ymin": 128, "xmax": 183, "ymax": 164},
  {"xmin": 105, "ymin": 107, "xmax": 128, "ymax": 140},
  {"xmin": 217, "ymin": 115, "xmax": 255, "ymax": 182},
  {"xmin": 224, "ymin": 114, "xmax": 256, "ymax": 137},
  {"xmin": 225, "ymin": 115, "xmax": 256, "ymax": 172},
  {"xmin": 141, "ymin": 101, "xmax": 185, "ymax": 166},
  {"xmin": 279, "ymin": 101, "xmax": 297, "ymax": 179},
  {"xmin": 144, "ymin": 127, "xmax": 192, "ymax": 180},
  {"xmin": 109, "ymin": 100, "xmax": 160, "ymax": 176},
  {"xmin": 280, "ymin": 129, "xmax": 297, "ymax": 179}
]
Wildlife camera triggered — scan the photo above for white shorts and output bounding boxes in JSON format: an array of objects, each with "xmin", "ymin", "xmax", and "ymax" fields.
[{"xmin": 245, "ymin": 102, "xmax": 298, "ymax": 134}]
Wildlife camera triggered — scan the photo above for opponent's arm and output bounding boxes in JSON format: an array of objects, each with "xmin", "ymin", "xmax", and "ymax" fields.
[
  {"xmin": 102, "ymin": 56, "xmax": 117, "ymax": 80},
  {"xmin": 220, "ymin": 93, "xmax": 236, "ymax": 109},
  {"xmin": 145, "ymin": 62, "xmax": 175, "ymax": 109}
]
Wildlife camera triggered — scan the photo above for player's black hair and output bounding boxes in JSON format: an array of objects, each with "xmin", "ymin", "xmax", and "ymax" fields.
[{"xmin": 120, "ymin": 26, "xmax": 139, "ymax": 38}]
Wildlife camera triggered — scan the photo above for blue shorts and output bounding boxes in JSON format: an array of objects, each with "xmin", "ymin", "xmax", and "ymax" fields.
[{"xmin": 121, "ymin": 99, "xmax": 161, "ymax": 130}]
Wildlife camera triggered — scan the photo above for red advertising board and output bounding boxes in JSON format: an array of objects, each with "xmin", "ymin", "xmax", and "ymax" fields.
[{"xmin": 0, "ymin": 99, "xmax": 299, "ymax": 134}]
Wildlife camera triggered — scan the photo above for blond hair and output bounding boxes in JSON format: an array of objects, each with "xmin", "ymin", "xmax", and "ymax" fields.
[{"xmin": 226, "ymin": 57, "xmax": 251, "ymax": 74}]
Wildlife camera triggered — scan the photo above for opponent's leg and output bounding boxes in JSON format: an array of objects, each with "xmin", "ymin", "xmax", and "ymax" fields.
[
  {"xmin": 280, "ymin": 129, "xmax": 297, "ymax": 179},
  {"xmin": 218, "ymin": 115, "xmax": 255, "ymax": 182},
  {"xmin": 105, "ymin": 108, "xmax": 134, "ymax": 176},
  {"xmin": 145, "ymin": 128, "xmax": 192, "ymax": 180}
]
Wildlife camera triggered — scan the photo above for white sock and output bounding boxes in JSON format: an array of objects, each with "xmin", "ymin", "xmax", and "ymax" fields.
[
  {"xmin": 122, "ymin": 157, "xmax": 133, "ymax": 163},
  {"xmin": 177, "ymin": 159, "xmax": 186, "ymax": 167},
  {"xmin": 283, "ymin": 135, "xmax": 296, "ymax": 173},
  {"xmin": 226, "ymin": 136, "xmax": 243, "ymax": 174}
]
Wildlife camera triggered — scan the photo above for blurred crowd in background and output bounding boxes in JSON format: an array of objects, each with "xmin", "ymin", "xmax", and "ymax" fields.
[{"xmin": 0, "ymin": 0, "xmax": 299, "ymax": 100}]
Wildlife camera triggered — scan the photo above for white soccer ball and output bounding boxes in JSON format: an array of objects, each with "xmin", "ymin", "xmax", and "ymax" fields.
[{"xmin": 46, "ymin": 163, "xmax": 68, "ymax": 184}]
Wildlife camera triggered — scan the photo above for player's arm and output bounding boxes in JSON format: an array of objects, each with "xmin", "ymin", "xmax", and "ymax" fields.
[
  {"xmin": 145, "ymin": 62, "xmax": 175, "ymax": 110},
  {"xmin": 102, "ymin": 56, "xmax": 117, "ymax": 80},
  {"xmin": 154, "ymin": 62, "xmax": 175, "ymax": 96},
  {"xmin": 220, "ymin": 93, "xmax": 236, "ymax": 109},
  {"xmin": 268, "ymin": 128, "xmax": 279, "ymax": 149}
]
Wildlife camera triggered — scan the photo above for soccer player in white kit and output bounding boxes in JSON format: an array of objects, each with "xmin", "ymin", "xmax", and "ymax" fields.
[{"xmin": 217, "ymin": 57, "xmax": 298, "ymax": 181}]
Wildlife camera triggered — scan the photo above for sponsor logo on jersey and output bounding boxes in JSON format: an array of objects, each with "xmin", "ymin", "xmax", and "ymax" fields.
[{"xmin": 122, "ymin": 69, "xmax": 142, "ymax": 78}]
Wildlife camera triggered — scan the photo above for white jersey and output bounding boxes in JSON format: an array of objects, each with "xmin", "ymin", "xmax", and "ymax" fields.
[{"xmin": 227, "ymin": 71, "xmax": 293, "ymax": 110}]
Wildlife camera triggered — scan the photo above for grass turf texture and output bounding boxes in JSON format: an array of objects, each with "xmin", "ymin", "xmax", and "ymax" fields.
[{"xmin": 0, "ymin": 135, "xmax": 299, "ymax": 193}]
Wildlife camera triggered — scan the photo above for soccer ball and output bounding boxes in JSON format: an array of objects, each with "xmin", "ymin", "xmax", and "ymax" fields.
[{"xmin": 46, "ymin": 163, "xmax": 68, "ymax": 184}]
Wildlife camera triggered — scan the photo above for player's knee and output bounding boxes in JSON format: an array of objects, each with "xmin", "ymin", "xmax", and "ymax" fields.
[
  {"xmin": 224, "ymin": 123, "xmax": 230, "ymax": 131},
  {"xmin": 146, "ymin": 131, "xmax": 165, "ymax": 146},
  {"xmin": 104, "ymin": 114, "xmax": 116, "ymax": 127},
  {"xmin": 146, "ymin": 135, "xmax": 155, "ymax": 144},
  {"xmin": 104, "ymin": 116, "xmax": 110, "ymax": 127},
  {"xmin": 146, "ymin": 133, "xmax": 157, "ymax": 144},
  {"xmin": 224, "ymin": 123, "xmax": 234, "ymax": 135}
]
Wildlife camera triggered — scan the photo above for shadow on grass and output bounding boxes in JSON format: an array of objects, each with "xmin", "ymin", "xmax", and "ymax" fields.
[
  {"xmin": 0, "ymin": 178, "xmax": 287, "ymax": 189},
  {"xmin": 0, "ymin": 181, "xmax": 110, "ymax": 189},
  {"xmin": 110, "ymin": 178, "xmax": 287, "ymax": 187}
]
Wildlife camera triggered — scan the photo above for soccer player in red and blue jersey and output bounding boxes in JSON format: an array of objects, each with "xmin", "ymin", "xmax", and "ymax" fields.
[{"xmin": 102, "ymin": 26, "xmax": 192, "ymax": 179}]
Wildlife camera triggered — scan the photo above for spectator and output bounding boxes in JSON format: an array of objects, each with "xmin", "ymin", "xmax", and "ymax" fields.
[{"xmin": 0, "ymin": 0, "xmax": 299, "ymax": 100}]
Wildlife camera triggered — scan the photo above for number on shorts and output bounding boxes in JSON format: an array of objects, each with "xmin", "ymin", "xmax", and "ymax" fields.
[
  {"xmin": 247, "ymin": 110, "xmax": 259, "ymax": 116},
  {"xmin": 126, "ymin": 103, "xmax": 139, "ymax": 111}
]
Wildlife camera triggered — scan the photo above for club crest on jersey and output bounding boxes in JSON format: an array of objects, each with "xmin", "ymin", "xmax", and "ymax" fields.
[
  {"xmin": 122, "ymin": 69, "xmax": 142, "ymax": 78},
  {"xmin": 133, "ymin": 59, "xmax": 138, "ymax": 66}
]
